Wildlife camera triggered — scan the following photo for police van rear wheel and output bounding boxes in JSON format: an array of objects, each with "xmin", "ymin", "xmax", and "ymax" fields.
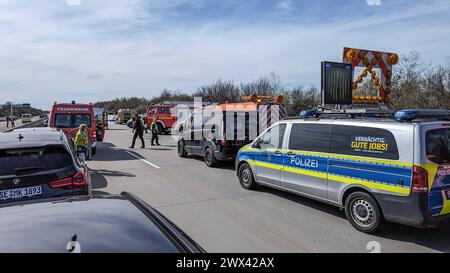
[
  {"xmin": 238, "ymin": 163, "xmax": 257, "ymax": 190},
  {"xmin": 345, "ymin": 192, "xmax": 383, "ymax": 234}
]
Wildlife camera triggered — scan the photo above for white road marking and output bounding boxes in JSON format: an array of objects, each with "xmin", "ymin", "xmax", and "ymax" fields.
[{"xmin": 126, "ymin": 151, "xmax": 161, "ymax": 169}]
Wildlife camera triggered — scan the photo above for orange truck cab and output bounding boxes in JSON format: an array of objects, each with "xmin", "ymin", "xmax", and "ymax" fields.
[
  {"xmin": 49, "ymin": 101, "xmax": 97, "ymax": 158},
  {"xmin": 146, "ymin": 104, "xmax": 177, "ymax": 134}
]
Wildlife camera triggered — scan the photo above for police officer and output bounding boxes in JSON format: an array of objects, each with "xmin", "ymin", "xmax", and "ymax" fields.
[
  {"xmin": 129, "ymin": 114, "xmax": 145, "ymax": 149},
  {"xmin": 150, "ymin": 121, "xmax": 160, "ymax": 146}
]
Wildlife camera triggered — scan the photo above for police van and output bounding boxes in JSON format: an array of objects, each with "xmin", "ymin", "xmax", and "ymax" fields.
[{"xmin": 236, "ymin": 109, "xmax": 450, "ymax": 233}]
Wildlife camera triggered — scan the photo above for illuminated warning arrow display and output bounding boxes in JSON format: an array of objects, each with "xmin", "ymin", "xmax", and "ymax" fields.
[{"xmin": 321, "ymin": 61, "xmax": 353, "ymax": 105}]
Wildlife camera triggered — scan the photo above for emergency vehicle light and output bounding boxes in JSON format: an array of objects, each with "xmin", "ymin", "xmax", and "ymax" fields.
[
  {"xmin": 299, "ymin": 109, "xmax": 319, "ymax": 118},
  {"xmin": 394, "ymin": 109, "xmax": 450, "ymax": 122},
  {"xmin": 242, "ymin": 94, "xmax": 276, "ymax": 103}
]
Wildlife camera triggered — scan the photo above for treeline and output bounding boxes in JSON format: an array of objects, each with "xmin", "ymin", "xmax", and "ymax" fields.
[
  {"xmin": 94, "ymin": 51, "xmax": 450, "ymax": 116},
  {"xmin": 389, "ymin": 51, "xmax": 450, "ymax": 110},
  {"xmin": 94, "ymin": 73, "xmax": 321, "ymax": 116},
  {"xmin": 94, "ymin": 97, "xmax": 150, "ymax": 115},
  {"xmin": 0, "ymin": 105, "xmax": 43, "ymax": 117}
]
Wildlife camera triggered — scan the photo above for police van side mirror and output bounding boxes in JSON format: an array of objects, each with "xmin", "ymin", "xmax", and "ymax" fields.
[{"xmin": 254, "ymin": 139, "xmax": 263, "ymax": 149}]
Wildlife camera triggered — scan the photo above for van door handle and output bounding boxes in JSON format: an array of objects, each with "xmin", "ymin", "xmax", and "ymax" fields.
[{"xmin": 286, "ymin": 152, "xmax": 296, "ymax": 157}]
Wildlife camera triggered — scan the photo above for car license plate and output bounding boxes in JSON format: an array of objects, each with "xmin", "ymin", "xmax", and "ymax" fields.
[{"xmin": 0, "ymin": 186, "xmax": 42, "ymax": 201}]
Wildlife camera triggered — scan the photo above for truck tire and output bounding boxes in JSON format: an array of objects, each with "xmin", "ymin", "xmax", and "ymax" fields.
[
  {"xmin": 204, "ymin": 147, "xmax": 216, "ymax": 167},
  {"xmin": 157, "ymin": 123, "xmax": 164, "ymax": 135},
  {"xmin": 87, "ymin": 146, "xmax": 93, "ymax": 161},
  {"xmin": 178, "ymin": 141, "xmax": 187, "ymax": 158},
  {"xmin": 344, "ymin": 191, "xmax": 384, "ymax": 234},
  {"xmin": 96, "ymin": 129, "xmax": 102, "ymax": 141},
  {"xmin": 238, "ymin": 163, "xmax": 257, "ymax": 190}
]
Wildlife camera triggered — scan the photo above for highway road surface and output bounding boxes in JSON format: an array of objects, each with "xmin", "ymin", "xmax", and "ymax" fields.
[
  {"xmin": 0, "ymin": 116, "xmax": 40, "ymax": 132},
  {"xmin": 87, "ymin": 124, "xmax": 450, "ymax": 253}
]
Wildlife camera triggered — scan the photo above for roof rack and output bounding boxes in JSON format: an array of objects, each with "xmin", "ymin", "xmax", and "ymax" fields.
[
  {"xmin": 298, "ymin": 107, "xmax": 450, "ymax": 122},
  {"xmin": 299, "ymin": 106, "xmax": 394, "ymax": 119}
]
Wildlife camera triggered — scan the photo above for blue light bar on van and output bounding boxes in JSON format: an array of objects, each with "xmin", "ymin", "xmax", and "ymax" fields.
[
  {"xmin": 394, "ymin": 109, "xmax": 450, "ymax": 122},
  {"xmin": 299, "ymin": 109, "xmax": 318, "ymax": 118}
]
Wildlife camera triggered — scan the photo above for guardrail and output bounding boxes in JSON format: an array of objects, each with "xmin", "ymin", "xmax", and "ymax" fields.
[{"xmin": 2, "ymin": 118, "xmax": 48, "ymax": 133}]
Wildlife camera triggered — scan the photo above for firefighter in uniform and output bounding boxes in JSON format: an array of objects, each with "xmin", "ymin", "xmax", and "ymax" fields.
[{"xmin": 150, "ymin": 121, "xmax": 160, "ymax": 146}]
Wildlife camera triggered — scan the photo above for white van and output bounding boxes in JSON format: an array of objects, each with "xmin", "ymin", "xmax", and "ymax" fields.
[{"xmin": 21, "ymin": 114, "xmax": 32, "ymax": 123}]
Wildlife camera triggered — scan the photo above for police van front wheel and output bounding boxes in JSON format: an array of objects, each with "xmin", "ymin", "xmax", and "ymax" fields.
[
  {"xmin": 345, "ymin": 192, "xmax": 384, "ymax": 234},
  {"xmin": 238, "ymin": 163, "xmax": 257, "ymax": 190}
]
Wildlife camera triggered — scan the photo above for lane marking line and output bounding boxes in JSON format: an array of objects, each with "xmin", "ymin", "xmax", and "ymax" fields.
[{"xmin": 126, "ymin": 151, "xmax": 161, "ymax": 169}]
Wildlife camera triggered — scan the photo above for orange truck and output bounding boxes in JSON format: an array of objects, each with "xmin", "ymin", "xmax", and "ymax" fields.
[
  {"xmin": 49, "ymin": 101, "xmax": 97, "ymax": 159},
  {"xmin": 146, "ymin": 103, "xmax": 196, "ymax": 134}
]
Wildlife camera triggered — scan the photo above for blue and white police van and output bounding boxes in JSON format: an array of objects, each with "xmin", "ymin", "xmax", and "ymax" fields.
[{"xmin": 236, "ymin": 109, "xmax": 450, "ymax": 233}]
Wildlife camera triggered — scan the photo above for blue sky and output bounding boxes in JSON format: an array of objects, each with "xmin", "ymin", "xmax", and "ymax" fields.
[{"xmin": 0, "ymin": 0, "xmax": 449, "ymax": 110}]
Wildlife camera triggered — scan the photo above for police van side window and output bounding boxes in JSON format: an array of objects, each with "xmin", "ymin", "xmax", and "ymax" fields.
[
  {"xmin": 254, "ymin": 124, "xmax": 286, "ymax": 149},
  {"xmin": 330, "ymin": 125, "xmax": 399, "ymax": 160},
  {"xmin": 426, "ymin": 128, "xmax": 450, "ymax": 164},
  {"xmin": 288, "ymin": 123, "xmax": 331, "ymax": 153}
]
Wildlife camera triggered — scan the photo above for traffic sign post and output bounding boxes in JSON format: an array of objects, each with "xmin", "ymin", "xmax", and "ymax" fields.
[{"xmin": 9, "ymin": 103, "xmax": 31, "ymax": 117}]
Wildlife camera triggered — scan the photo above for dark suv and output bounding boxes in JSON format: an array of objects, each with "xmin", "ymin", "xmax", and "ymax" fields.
[
  {"xmin": 0, "ymin": 128, "xmax": 91, "ymax": 204},
  {"xmin": 177, "ymin": 110, "xmax": 250, "ymax": 167},
  {"xmin": 0, "ymin": 192, "xmax": 204, "ymax": 253}
]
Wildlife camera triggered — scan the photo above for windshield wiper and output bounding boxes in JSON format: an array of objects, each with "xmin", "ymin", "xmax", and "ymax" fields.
[{"xmin": 14, "ymin": 166, "xmax": 49, "ymax": 174}]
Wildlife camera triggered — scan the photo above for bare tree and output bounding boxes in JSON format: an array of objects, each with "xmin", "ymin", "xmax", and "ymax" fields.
[
  {"xmin": 239, "ymin": 72, "xmax": 281, "ymax": 97},
  {"xmin": 193, "ymin": 79, "xmax": 240, "ymax": 103}
]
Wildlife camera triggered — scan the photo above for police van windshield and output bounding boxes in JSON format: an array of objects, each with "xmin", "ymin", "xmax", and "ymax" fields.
[
  {"xmin": 426, "ymin": 128, "xmax": 450, "ymax": 165},
  {"xmin": 54, "ymin": 114, "xmax": 92, "ymax": 128}
]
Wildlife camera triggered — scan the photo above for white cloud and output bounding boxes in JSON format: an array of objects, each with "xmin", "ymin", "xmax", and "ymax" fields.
[
  {"xmin": 277, "ymin": 0, "xmax": 294, "ymax": 11},
  {"xmin": 0, "ymin": 0, "xmax": 449, "ymax": 109},
  {"xmin": 367, "ymin": 0, "xmax": 382, "ymax": 6}
]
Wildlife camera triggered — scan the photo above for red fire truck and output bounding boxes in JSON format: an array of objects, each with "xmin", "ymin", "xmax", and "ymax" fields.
[
  {"xmin": 146, "ymin": 103, "xmax": 187, "ymax": 134},
  {"xmin": 49, "ymin": 101, "xmax": 97, "ymax": 159}
]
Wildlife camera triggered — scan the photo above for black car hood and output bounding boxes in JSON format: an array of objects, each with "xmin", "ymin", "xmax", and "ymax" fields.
[{"xmin": 0, "ymin": 195, "xmax": 181, "ymax": 253}]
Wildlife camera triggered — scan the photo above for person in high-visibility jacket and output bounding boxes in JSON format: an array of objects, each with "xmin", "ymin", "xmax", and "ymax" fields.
[
  {"xmin": 150, "ymin": 121, "xmax": 160, "ymax": 146},
  {"xmin": 74, "ymin": 124, "xmax": 89, "ymax": 161}
]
